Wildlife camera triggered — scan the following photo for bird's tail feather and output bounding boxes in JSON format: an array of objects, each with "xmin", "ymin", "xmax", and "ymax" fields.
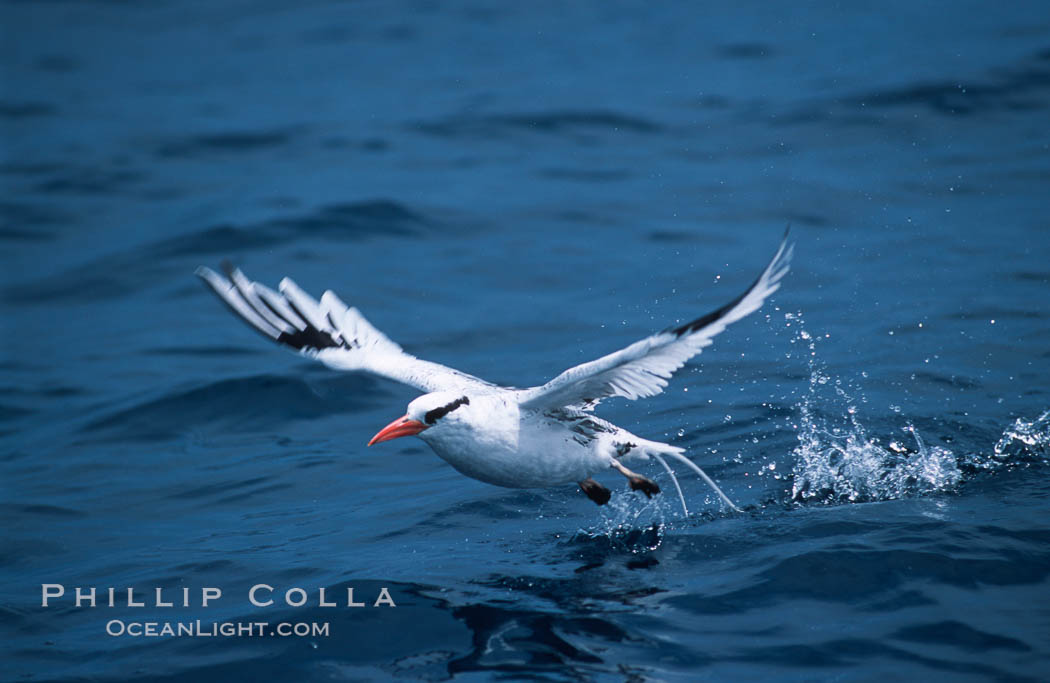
[
  {"xmin": 661, "ymin": 450, "xmax": 742, "ymax": 513},
  {"xmin": 638, "ymin": 442, "xmax": 742, "ymax": 514},
  {"xmin": 651, "ymin": 453, "xmax": 690, "ymax": 515}
]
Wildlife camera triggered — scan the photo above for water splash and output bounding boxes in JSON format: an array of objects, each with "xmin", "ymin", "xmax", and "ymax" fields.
[
  {"xmin": 577, "ymin": 486, "xmax": 670, "ymax": 543},
  {"xmin": 786, "ymin": 312, "xmax": 962, "ymax": 504},
  {"xmin": 987, "ymin": 409, "xmax": 1050, "ymax": 467},
  {"xmin": 791, "ymin": 416, "xmax": 961, "ymax": 504}
]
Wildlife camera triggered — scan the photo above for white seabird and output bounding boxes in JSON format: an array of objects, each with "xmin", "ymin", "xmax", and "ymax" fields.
[{"xmin": 196, "ymin": 233, "xmax": 793, "ymax": 514}]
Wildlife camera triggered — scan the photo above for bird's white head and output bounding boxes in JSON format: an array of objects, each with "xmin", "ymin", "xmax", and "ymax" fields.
[{"xmin": 367, "ymin": 391, "xmax": 473, "ymax": 446}]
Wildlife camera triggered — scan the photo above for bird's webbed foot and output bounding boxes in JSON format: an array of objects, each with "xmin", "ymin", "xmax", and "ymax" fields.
[
  {"xmin": 610, "ymin": 459, "xmax": 661, "ymax": 499},
  {"xmin": 579, "ymin": 478, "xmax": 611, "ymax": 505},
  {"xmin": 627, "ymin": 474, "xmax": 661, "ymax": 498}
]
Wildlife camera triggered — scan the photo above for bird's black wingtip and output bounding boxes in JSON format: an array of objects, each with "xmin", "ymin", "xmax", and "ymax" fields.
[{"xmin": 664, "ymin": 227, "xmax": 793, "ymax": 338}]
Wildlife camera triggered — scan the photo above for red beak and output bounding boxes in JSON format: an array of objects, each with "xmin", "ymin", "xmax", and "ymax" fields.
[{"xmin": 368, "ymin": 415, "xmax": 428, "ymax": 446}]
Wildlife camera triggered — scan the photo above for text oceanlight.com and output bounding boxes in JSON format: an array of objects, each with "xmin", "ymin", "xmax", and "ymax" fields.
[{"xmin": 105, "ymin": 620, "xmax": 330, "ymax": 638}]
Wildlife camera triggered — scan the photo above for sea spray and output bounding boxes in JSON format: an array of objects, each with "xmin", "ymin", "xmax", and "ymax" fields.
[
  {"xmin": 978, "ymin": 409, "xmax": 1050, "ymax": 470},
  {"xmin": 784, "ymin": 311, "xmax": 962, "ymax": 504}
]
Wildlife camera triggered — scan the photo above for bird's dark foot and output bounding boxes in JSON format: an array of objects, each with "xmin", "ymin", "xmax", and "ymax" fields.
[
  {"xmin": 610, "ymin": 459, "xmax": 661, "ymax": 499},
  {"xmin": 579, "ymin": 478, "xmax": 611, "ymax": 506},
  {"xmin": 628, "ymin": 475, "xmax": 661, "ymax": 498}
]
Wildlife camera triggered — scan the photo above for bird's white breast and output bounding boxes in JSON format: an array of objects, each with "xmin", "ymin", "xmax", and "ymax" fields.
[{"xmin": 421, "ymin": 400, "xmax": 611, "ymax": 488}]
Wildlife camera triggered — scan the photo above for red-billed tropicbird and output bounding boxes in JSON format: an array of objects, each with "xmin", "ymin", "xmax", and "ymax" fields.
[{"xmin": 197, "ymin": 233, "xmax": 792, "ymax": 514}]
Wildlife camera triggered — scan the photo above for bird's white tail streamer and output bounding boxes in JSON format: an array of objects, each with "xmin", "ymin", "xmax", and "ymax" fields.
[
  {"xmin": 651, "ymin": 453, "xmax": 690, "ymax": 515},
  {"xmin": 652, "ymin": 451, "xmax": 743, "ymax": 514}
]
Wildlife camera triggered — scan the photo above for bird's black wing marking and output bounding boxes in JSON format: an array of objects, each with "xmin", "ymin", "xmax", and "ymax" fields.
[
  {"xmin": 667, "ymin": 227, "xmax": 790, "ymax": 337},
  {"xmin": 198, "ymin": 262, "xmax": 345, "ymax": 354},
  {"xmin": 276, "ymin": 298, "xmax": 342, "ymax": 351},
  {"xmin": 197, "ymin": 263, "xmax": 503, "ymax": 394},
  {"xmin": 666, "ymin": 271, "xmax": 762, "ymax": 337},
  {"xmin": 518, "ymin": 230, "xmax": 793, "ymax": 410}
]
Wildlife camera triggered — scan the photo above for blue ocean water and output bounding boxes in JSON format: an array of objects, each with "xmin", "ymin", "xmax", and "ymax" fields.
[{"xmin": 3, "ymin": 1, "xmax": 1050, "ymax": 680}]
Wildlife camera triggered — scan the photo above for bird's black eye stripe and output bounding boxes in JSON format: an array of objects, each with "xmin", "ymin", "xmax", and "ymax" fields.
[{"xmin": 425, "ymin": 396, "xmax": 470, "ymax": 425}]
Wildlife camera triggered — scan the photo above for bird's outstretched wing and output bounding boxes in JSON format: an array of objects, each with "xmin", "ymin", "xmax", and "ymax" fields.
[
  {"xmin": 196, "ymin": 264, "xmax": 492, "ymax": 394},
  {"xmin": 517, "ymin": 233, "xmax": 793, "ymax": 412}
]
